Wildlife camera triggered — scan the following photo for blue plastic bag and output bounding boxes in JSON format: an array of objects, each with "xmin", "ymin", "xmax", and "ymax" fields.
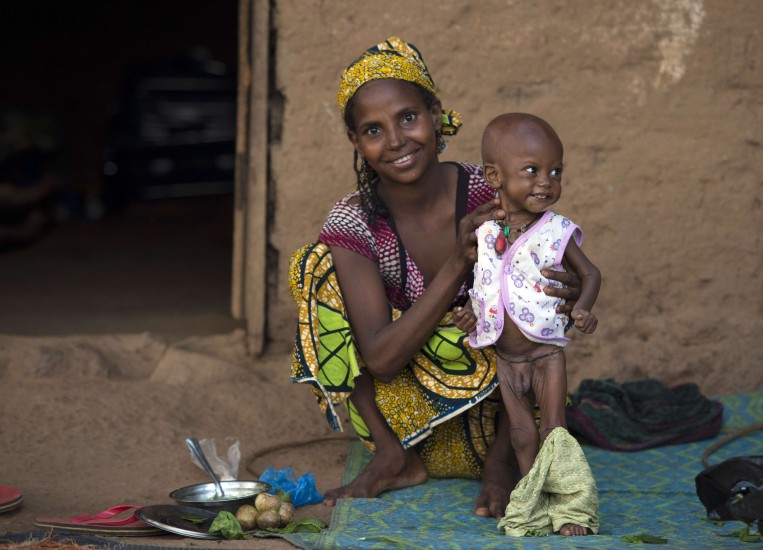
[{"xmin": 259, "ymin": 467, "xmax": 323, "ymax": 507}]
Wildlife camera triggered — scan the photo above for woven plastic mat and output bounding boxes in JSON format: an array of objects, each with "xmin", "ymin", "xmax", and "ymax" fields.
[{"xmin": 283, "ymin": 390, "xmax": 763, "ymax": 549}]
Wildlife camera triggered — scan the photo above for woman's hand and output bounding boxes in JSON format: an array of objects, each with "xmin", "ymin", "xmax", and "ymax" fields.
[
  {"xmin": 541, "ymin": 264, "xmax": 581, "ymax": 314},
  {"xmin": 456, "ymin": 198, "xmax": 503, "ymax": 266}
]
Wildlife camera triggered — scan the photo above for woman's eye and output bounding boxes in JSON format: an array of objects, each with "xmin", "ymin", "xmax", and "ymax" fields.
[
  {"xmin": 402, "ymin": 112, "xmax": 416, "ymax": 123},
  {"xmin": 366, "ymin": 126, "xmax": 380, "ymax": 136}
]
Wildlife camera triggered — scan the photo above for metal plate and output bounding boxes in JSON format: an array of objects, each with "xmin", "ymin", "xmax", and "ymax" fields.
[
  {"xmin": 169, "ymin": 480, "xmax": 271, "ymax": 513},
  {"xmin": 135, "ymin": 504, "xmax": 220, "ymax": 539}
]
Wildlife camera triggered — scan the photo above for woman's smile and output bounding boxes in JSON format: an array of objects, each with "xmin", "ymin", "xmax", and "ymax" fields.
[{"xmin": 386, "ymin": 149, "xmax": 420, "ymax": 168}]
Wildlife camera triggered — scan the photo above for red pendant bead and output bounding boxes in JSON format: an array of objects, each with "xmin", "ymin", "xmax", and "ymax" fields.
[{"xmin": 495, "ymin": 235, "xmax": 507, "ymax": 254}]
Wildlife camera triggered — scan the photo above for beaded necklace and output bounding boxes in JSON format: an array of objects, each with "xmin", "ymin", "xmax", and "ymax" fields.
[{"xmin": 493, "ymin": 216, "xmax": 538, "ymax": 255}]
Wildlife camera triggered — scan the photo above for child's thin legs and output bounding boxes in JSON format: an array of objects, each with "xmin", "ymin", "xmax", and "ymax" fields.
[
  {"xmin": 531, "ymin": 352, "xmax": 591, "ymax": 536},
  {"xmin": 532, "ymin": 351, "xmax": 568, "ymax": 442},
  {"xmin": 495, "ymin": 356, "xmax": 540, "ymax": 476}
]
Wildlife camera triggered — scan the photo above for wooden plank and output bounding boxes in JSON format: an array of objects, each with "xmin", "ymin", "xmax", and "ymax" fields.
[
  {"xmin": 243, "ymin": 0, "xmax": 270, "ymax": 354},
  {"xmin": 231, "ymin": 0, "xmax": 252, "ymax": 321}
]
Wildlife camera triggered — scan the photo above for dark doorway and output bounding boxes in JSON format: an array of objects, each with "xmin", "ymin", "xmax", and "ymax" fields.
[{"xmin": 0, "ymin": 1, "xmax": 243, "ymax": 340}]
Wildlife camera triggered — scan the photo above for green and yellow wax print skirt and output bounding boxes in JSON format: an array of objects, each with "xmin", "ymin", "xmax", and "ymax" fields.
[{"xmin": 289, "ymin": 242, "xmax": 502, "ymax": 479}]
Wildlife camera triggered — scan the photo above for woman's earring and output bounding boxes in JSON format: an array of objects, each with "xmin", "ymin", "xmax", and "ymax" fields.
[
  {"xmin": 355, "ymin": 153, "xmax": 369, "ymax": 189},
  {"xmin": 435, "ymin": 130, "xmax": 446, "ymax": 154}
]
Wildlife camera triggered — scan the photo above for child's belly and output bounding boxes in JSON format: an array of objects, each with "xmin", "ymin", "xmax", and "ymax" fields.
[{"xmin": 495, "ymin": 312, "xmax": 560, "ymax": 360}]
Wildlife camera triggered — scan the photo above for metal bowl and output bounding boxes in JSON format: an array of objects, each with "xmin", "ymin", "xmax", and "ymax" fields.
[{"xmin": 169, "ymin": 480, "xmax": 271, "ymax": 513}]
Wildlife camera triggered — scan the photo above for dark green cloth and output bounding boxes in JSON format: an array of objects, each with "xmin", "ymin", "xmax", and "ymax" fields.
[{"xmin": 566, "ymin": 378, "xmax": 723, "ymax": 451}]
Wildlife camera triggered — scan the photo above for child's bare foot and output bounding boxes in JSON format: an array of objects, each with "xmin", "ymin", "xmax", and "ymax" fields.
[
  {"xmin": 474, "ymin": 441, "xmax": 518, "ymax": 518},
  {"xmin": 559, "ymin": 523, "xmax": 590, "ymax": 536},
  {"xmin": 322, "ymin": 447, "xmax": 427, "ymax": 505}
]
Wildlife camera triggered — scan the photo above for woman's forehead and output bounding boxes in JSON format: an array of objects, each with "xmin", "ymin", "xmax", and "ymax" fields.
[
  {"xmin": 351, "ymin": 79, "xmax": 427, "ymax": 116},
  {"xmin": 353, "ymin": 79, "xmax": 422, "ymax": 104}
]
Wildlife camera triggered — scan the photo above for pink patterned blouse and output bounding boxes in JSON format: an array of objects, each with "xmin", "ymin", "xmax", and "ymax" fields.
[{"xmin": 319, "ymin": 162, "xmax": 494, "ymax": 310}]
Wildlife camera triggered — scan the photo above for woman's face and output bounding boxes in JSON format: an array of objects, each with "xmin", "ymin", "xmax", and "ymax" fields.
[{"xmin": 347, "ymin": 79, "xmax": 442, "ymax": 186}]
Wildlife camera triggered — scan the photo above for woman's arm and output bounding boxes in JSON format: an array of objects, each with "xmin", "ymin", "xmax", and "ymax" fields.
[
  {"xmin": 541, "ymin": 259, "xmax": 582, "ymax": 315},
  {"xmin": 332, "ymin": 199, "xmax": 502, "ymax": 382}
]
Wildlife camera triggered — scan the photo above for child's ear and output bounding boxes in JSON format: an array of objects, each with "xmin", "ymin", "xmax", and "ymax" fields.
[{"xmin": 483, "ymin": 164, "xmax": 502, "ymax": 189}]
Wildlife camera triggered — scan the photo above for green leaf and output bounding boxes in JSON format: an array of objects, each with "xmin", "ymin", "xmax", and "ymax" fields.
[
  {"xmin": 277, "ymin": 517, "xmax": 328, "ymax": 534},
  {"xmin": 359, "ymin": 536, "xmax": 429, "ymax": 549},
  {"xmin": 208, "ymin": 511, "xmax": 247, "ymax": 540},
  {"xmin": 735, "ymin": 526, "xmax": 763, "ymax": 543},
  {"xmin": 180, "ymin": 514, "xmax": 208, "ymax": 524},
  {"xmin": 621, "ymin": 533, "xmax": 668, "ymax": 544}
]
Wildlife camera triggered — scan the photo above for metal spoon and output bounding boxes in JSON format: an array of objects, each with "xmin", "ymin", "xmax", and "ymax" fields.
[{"xmin": 186, "ymin": 437, "xmax": 225, "ymax": 497}]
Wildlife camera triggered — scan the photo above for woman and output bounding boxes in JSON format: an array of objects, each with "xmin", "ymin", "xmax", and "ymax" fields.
[{"xmin": 289, "ymin": 37, "xmax": 580, "ymax": 519}]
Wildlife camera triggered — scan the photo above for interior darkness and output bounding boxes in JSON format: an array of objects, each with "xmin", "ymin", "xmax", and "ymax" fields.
[{"xmin": 0, "ymin": 1, "xmax": 244, "ymax": 339}]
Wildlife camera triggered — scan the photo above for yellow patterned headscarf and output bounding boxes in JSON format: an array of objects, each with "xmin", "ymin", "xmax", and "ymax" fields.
[{"xmin": 337, "ymin": 36, "xmax": 462, "ymax": 136}]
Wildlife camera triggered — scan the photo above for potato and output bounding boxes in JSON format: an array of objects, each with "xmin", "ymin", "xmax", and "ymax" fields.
[
  {"xmin": 256, "ymin": 509, "xmax": 281, "ymax": 530},
  {"xmin": 278, "ymin": 502, "xmax": 295, "ymax": 525},
  {"xmin": 255, "ymin": 492, "xmax": 282, "ymax": 512},
  {"xmin": 235, "ymin": 504, "xmax": 258, "ymax": 531}
]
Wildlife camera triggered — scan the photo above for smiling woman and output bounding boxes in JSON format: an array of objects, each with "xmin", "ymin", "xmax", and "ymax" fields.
[
  {"xmin": 288, "ymin": 36, "xmax": 582, "ymax": 520},
  {"xmin": 347, "ymin": 79, "xmax": 442, "ymax": 189}
]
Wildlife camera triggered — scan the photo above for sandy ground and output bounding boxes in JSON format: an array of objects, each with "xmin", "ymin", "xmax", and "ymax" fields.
[
  {"xmin": 0, "ymin": 332, "xmax": 348, "ymax": 548},
  {"xmin": 0, "ymin": 198, "xmax": 347, "ymax": 548}
]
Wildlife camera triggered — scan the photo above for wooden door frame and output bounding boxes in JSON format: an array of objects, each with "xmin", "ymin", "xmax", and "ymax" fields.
[{"xmin": 231, "ymin": 0, "xmax": 269, "ymax": 354}]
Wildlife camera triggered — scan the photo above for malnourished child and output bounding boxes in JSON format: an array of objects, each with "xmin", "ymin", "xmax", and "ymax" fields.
[{"xmin": 454, "ymin": 112, "xmax": 601, "ymax": 536}]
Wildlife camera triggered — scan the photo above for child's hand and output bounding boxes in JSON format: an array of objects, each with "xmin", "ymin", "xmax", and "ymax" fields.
[
  {"xmin": 453, "ymin": 306, "xmax": 478, "ymax": 334},
  {"xmin": 572, "ymin": 308, "xmax": 597, "ymax": 333}
]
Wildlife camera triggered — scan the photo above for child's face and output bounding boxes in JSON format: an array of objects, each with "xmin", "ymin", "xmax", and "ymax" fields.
[{"xmin": 486, "ymin": 124, "xmax": 563, "ymax": 215}]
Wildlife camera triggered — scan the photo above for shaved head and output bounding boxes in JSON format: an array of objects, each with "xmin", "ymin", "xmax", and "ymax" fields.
[{"xmin": 481, "ymin": 113, "xmax": 563, "ymax": 165}]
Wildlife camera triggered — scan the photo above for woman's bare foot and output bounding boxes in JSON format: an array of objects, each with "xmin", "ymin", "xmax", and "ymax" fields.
[
  {"xmin": 474, "ymin": 428, "xmax": 518, "ymax": 517},
  {"xmin": 559, "ymin": 523, "xmax": 590, "ymax": 536},
  {"xmin": 323, "ymin": 446, "xmax": 427, "ymax": 506},
  {"xmin": 474, "ymin": 455, "xmax": 517, "ymax": 518},
  {"xmin": 475, "ymin": 405, "xmax": 519, "ymax": 518}
]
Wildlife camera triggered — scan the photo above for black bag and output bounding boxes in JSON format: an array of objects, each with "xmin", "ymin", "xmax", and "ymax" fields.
[{"xmin": 695, "ymin": 456, "xmax": 763, "ymax": 523}]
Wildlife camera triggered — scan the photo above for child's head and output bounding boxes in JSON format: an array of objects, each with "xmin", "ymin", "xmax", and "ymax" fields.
[{"xmin": 481, "ymin": 113, "xmax": 564, "ymax": 216}]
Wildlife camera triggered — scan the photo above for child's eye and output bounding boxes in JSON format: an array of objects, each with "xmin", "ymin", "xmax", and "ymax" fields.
[
  {"xmin": 551, "ymin": 168, "xmax": 562, "ymax": 177},
  {"xmin": 524, "ymin": 166, "xmax": 538, "ymax": 174}
]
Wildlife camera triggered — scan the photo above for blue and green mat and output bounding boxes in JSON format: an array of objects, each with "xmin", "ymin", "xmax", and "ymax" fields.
[{"xmin": 284, "ymin": 391, "xmax": 763, "ymax": 549}]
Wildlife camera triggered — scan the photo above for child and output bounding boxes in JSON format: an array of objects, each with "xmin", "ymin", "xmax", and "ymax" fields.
[{"xmin": 453, "ymin": 112, "xmax": 601, "ymax": 536}]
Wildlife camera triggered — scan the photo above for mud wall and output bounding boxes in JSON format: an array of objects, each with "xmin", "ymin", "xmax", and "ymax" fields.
[{"xmin": 264, "ymin": 0, "xmax": 762, "ymax": 395}]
